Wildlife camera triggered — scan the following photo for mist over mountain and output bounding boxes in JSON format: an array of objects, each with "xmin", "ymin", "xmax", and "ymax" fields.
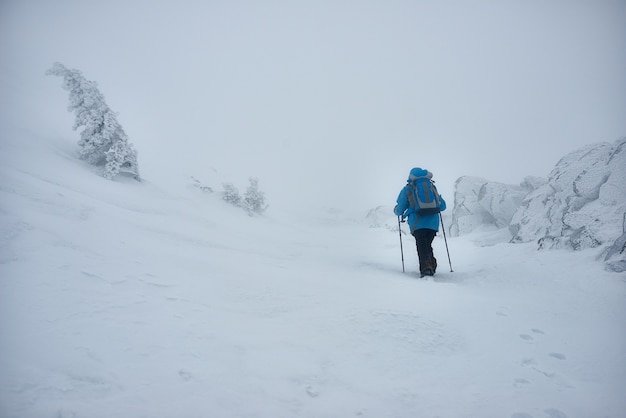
[{"xmin": 2, "ymin": 2, "xmax": 626, "ymax": 416}]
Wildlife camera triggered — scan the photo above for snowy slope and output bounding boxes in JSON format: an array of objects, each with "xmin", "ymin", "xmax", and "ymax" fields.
[{"xmin": 1, "ymin": 130, "xmax": 625, "ymax": 418}]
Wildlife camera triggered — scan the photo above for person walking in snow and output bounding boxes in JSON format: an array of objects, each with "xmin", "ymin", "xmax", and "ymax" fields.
[{"xmin": 394, "ymin": 167, "xmax": 447, "ymax": 277}]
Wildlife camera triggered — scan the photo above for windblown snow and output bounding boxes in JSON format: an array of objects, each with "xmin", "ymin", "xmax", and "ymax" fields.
[{"xmin": 0, "ymin": 130, "xmax": 624, "ymax": 418}]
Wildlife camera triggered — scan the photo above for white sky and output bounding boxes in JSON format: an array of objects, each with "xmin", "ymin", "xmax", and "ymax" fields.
[{"xmin": 1, "ymin": 0, "xmax": 625, "ymax": 209}]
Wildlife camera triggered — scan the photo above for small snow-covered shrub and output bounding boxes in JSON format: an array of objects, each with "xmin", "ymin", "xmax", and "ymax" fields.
[
  {"xmin": 243, "ymin": 177, "xmax": 268, "ymax": 215},
  {"xmin": 191, "ymin": 176, "xmax": 213, "ymax": 193},
  {"xmin": 222, "ymin": 178, "xmax": 268, "ymax": 215},
  {"xmin": 47, "ymin": 62, "xmax": 139, "ymax": 180},
  {"xmin": 222, "ymin": 183, "xmax": 242, "ymax": 207}
]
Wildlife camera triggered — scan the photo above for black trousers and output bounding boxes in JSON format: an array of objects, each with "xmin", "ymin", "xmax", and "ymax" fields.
[{"xmin": 412, "ymin": 229, "xmax": 437, "ymax": 274}]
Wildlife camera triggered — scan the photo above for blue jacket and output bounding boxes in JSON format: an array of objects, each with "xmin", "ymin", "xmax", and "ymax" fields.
[{"xmin": 394, "ymin": 167, "xmax": 447, "ymax": 232}]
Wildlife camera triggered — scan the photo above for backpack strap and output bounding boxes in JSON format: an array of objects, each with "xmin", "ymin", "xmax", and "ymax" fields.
[{"xmin": 406, "ymin": 183, "xmax": 417, "ymax": 209}]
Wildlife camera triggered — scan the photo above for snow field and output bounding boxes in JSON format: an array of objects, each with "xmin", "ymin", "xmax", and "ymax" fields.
[{"xmin": 1, "ymin": 132, "xmax": 625, "ymax": 418}]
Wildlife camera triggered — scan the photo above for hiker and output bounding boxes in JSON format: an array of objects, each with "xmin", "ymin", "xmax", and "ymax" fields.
[{"xmin": 394, "ymin": 167, "xmax": 447, "ymax": 277}]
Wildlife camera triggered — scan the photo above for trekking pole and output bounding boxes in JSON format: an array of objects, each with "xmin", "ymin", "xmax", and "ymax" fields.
[
  {"xmin": 439, "ymin": 213, "xmax": 453, "ymax": 272},
  {"xmin": 398, "ymin": 216, "xmax": 405, "ymax": 273}
]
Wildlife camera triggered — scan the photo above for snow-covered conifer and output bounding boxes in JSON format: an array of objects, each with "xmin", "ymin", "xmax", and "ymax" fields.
[
  {"xmin": 243, "ymin": 177, "xmax": 267, "ymax": 215},
  {"xmin": 46, "ymin": 62, "xmax": 139, "ymax": 180},
  {"xmin": 222, "ymin": 183, "xmax": 242, "ymax": 207},
  {"xmin": 221, "ymin": 179, "xmax": 267, "ymax": 215}
]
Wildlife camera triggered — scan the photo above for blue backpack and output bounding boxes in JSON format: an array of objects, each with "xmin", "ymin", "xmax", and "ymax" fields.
[{"xmin": 407, "ymin": 177, "xmax": 442, "ymax": 215}]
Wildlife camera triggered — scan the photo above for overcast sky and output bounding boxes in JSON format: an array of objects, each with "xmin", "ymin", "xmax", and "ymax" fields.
[{"xmin": 1, "ymin": 0, "xmax": 625, "ymax": 209}]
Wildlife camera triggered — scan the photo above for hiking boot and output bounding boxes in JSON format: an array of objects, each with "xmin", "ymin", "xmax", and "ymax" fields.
[{"xmin": 420, "ymin": 269, "xmax": 434, "ymax": 278}]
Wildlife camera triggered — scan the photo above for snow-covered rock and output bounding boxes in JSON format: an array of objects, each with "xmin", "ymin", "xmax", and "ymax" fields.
[
  {"xmin": 449, "ymin": 176, "xmax": 540, "ymax": 237},
  {"xmin": 510, "ymin": 138, "xmax": 626, "ymax": 271},
  {"xmin": 365, "ymin": 205, "xmax": 395, "ymax": 229},
  {"xmin": 364, "ymin": 205, "xmax": 415, "ymax": 239},
  {"xmin": 604, "ymin": 230, "xmax": 626, "ymax": 272},
  {"xmin": 365, "ymin": 205, "xmax": 453, "ymax": 238}
]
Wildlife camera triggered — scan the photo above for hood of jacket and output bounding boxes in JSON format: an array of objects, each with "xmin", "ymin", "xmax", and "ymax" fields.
[{"xmin": 407, "ymin": 167, "xmax": 432, "ymax": 183}]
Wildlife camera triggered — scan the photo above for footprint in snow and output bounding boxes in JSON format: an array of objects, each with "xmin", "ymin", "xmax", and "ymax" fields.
[
  {"xmin": 305, "ymin": 385, "xmax": 320, "ymax": 398},
  {"xmin": 544, "ymin": 408, "xmax": 569, "ymax": 418},
  {"xmin": 513, "ymin": 378, "xmax": 531, "ymax": 388},
  {"xmin": 520, "ymin": 329, "xmax": 546, "ymax": 342},
  {"xmin": 178, "ymin": 369, "xmax": 193, "ymax": 382},
  {"xmin": 521, "ymin": 357, "xmax": 556, "ymax": 379},
  {"xmin": 549, "ymin": 352, "xmax": 566, "ymax": 360}
]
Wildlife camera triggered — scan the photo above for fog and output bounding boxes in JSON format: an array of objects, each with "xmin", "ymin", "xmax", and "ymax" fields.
[{"xmin": 1, "ymin": 0, "xmax": 625, "ymax": 209}]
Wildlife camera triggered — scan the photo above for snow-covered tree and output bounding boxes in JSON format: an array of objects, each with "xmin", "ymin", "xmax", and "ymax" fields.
[
  {"xmin": 222, "ymin": 183, "xmax": 242, "ymax": 207},
  {"xmin": 222, "ymin": 178, "xmax": 268, "ymax": 215},
  {"xmin": 243, "ymin": 177, "xmax": 268, "ymax": 215},
  {"xmin": 46, "ymin": 62, "xmax": 139, "ymax": 180}
]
